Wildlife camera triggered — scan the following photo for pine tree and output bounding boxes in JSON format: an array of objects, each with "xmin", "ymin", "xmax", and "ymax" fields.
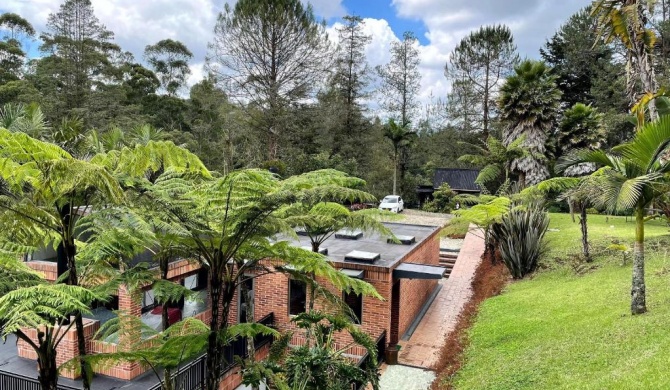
[
  {"xmin": 328, "ymin": 16, "xmax": 372, "ymax": 162},
  {"xmin": 207, "ymin": 0, "xmax": 330, "ymax": 161},
  {"xmin": 39, "ymin": 0, "xmax": 121, "ymax": 122},
  {"xmin": 445, "ymin": 25, "xmax": 519, "ymax": 139},
  {"xmin": 0, "ymin": 13, "xmax": 35, "ymax": 84}
]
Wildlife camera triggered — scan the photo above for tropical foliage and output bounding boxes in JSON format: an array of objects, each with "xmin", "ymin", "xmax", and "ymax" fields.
[
  {"xmin": 499, "ymin": 60, "xmax": 561, "ymax": 187},
  {"xmin": 558, "ymin": 115, "xmax": 670, "ymax": 314}
]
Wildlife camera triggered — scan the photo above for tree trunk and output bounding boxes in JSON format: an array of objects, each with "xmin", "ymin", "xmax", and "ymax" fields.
[
  {"xmin": 242, "ymin": 279, "xmax": 258, "ymax": 390},
  {"xmin": 631, "ymin": 206, "xmax": 647, "ymax": 315},
  {"xmin": 57, "ymin": 203, "xmax": 92, "ymax": 390},
  {"xmin": 36, "ymin": 331, "xmax": 59, "ymax": 390},
  {"xmin": 206, "ymin": 269, "xmax": 223, "ymax": 390},
  {"xmin": 392, "ymin": 149, "xmax": 398, "ymax": 195},
  {"xmin": 568, "ymin": 198, "xmax": 576, "ymax": 223},
  {"xmin": 205, "ymin": 266, "xmax": 234, "ymax": 390},
  {"xmin": 483, "ymin": 62, "xmax": 490, "ymax": 140},
  {"xmin": 579, "ymin": 205, "xmax": 590, "ymax": 262},
  {"xmin": 37, "ymin": 350, "xmax": 58, "ymax": 390},
  {"xmin": 160, "ymin": 258, "xmax": 174, "ymax": 390}
]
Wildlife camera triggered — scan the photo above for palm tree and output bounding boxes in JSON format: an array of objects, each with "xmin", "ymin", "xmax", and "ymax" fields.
[
  {"xmin": 283, "ymin": 312, "xmax": 380, "ymax": 390},
  {"xmin": 0, "ymin": 128, "xmax": 125, "ymax": 387},
  {"xmin": 131, "ymin": 167, "xmax": 381, "ymax": 390},
  {"xmin": 557, "ymin": 103, "xmax": 606, "ymax": 168},
  {"xmin": 458, "ymin": 135, "xmax": 527, "ymax": 193},
  {"xmin": 383, "ymin": 119, "xmax": 416, "ymax": 195},
  {"xmin": 553, "ymin": 103, "xmax": 606, "ymax": 221},
  {"xmin": 498, "ymin": 60, "xmax": 561, "ymax": 187},
  {"xmin": 0, "ymin": 280, "xmax": 102, "ymax": 390},
  {"xmin": 0, "ymin": 103, "xmax": 50, "ymax": 138},
  {"xmin": 592, "ymin": 0, "xmax": 658, "ymax": 120},
  {"xmin": 529, "ymin": 176, "xmax": 599, "ymax": 261},
  {"xmin": 557, "ymin": 115, "xmax": 670, "ymax": 314}
]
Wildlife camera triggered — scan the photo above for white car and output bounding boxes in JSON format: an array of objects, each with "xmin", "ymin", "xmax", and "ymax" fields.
[{"xmin": 379, "ymin": 195, "xmax": 404, "ymax": 213}]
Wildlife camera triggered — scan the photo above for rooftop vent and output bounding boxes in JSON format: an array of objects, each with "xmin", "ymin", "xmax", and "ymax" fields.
[
  {"xmin": 344, "ymin": 250, "xmax": 380, "ymax": 264},
  {"xmin": 387, "ymin": 235, "xmax": 416, "ymax": 245},
  {"xmin": 301, "ymin": 246, "xmax": 328, "ymax": 255},
  {"xmin": 335, "ymin": 229, "xmax": 363, "ymax": 240}
]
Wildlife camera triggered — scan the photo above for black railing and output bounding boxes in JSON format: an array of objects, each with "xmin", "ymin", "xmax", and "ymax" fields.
[
  {"xmin": 0, "ymin": 371, "xmax": 79, "ymax": 390},
  {"xmin": 151, "ymin": 312, "xmax": 276, "ymax": 390},
  {"xmin": 351, "ymin": 330, "xmax": 387, "ymax": 390}
]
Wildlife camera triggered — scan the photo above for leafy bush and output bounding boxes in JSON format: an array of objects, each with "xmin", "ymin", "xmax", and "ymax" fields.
[
  {"xmin": 586, "ymin": 208, "xmax": 599, "ymax": 215},
  {"xmin": 423, "ymin": 183, "xmax": 456, "ymax": 213},
  {"xmin": 491, "ymin": 206, "xmax": 549, "ymax": 279}
]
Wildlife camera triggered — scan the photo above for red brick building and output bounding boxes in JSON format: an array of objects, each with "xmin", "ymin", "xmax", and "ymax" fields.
[{"xmin": 10, "ymin": 222, "xmax": 446, "ymax": 388}]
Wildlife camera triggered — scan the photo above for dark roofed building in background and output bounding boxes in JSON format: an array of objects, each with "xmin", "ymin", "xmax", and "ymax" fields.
[{"xmin": 417, "ymin": 168, "xmax": 481, "ymax": 207}]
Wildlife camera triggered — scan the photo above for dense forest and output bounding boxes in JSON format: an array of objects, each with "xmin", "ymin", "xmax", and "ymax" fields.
[{"xmin": 3, "ymin": 0, "xmax": 670, "ymax": 203}]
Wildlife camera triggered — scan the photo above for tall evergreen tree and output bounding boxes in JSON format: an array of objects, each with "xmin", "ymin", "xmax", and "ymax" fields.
[
  {"xmin": 0, "ymin": 13, "xmax": 35, "ymax": 83},
  {"xmin": 541, "ymin": 6, "xmax": 614, "ymax": 108},
  {"xmin": 377, "ymin": 31, "xmax": 421, "ymax": 127},
  {"xmin": 445, "ymin": 25, "xmax": 519, "ymax": 139},
  {"xmin": 207, "ymin": 0, "xmax": 330, "ymax": 161},
  {"xmin": 377, "ymin": 31, "xmax": 421, "ymax": 195},
  {"xmin": 39, "ymin": 0, "xmax": 121, "ymax": 122},
  {"xmin": 330, "ymin": 15, "xmax": 372, "ymax": 155}
]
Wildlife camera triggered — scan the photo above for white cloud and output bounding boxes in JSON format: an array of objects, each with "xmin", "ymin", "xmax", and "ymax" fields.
[
  {"xmin": 305, "ymin": 0, "xmax": 346, "ymax": 19},
  {"xmin": 2, "ymin": 0, "xmax": 590, "ymax": 104},
  {"xmin": 3, "ymin": 0, "xmax": 223, "ymax": 68},
  {"xmin": 388, "ymin": 0, "xmax": 590, "ymax": 108}
]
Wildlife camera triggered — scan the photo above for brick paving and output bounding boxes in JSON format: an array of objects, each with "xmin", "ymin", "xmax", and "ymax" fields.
[{"xmin": 397, "ymin": 228, "xmax": 485, "ymax": 369}]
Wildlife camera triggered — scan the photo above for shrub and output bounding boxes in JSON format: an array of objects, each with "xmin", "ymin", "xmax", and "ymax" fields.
[
  {"xmin": 586, "ymin": 208, "xmax": 599, "ymax": 215},
  {"xmin": 490, "ymin": 206, "xmax": 549, "ymax": 279},
  {"xmin": 423, "ymin": 183, "xmax": 456, "ymax": 213}
]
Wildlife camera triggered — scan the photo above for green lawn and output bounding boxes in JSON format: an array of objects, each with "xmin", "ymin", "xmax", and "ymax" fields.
[{"xmin": 451, "ymin": 213, "xmax": 670, "ymax": 390}]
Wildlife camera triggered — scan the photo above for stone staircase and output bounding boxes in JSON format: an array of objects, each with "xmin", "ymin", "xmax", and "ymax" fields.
[{"xmin": 439, "ymin": 248, "xmax": 459, "ymax": 278}]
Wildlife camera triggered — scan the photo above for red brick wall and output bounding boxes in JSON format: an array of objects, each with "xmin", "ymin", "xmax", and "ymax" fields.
[
  {"xmin": 17, "ymin": 318, "xmax": 99, "ymax": 379},
  {"xmin": 26, "ymin": 261, "xmax": 58, "ymax": 282},
  {"xmin": 218, "ymin": 343, "xmax": 271, "ymax": 390},
  {"xmin": 231, "ymin": 228, "xmax": 441, "ymax": 353},
  {"xmin": 395, "ymin": 229, "xmax": 440, "ymax": 340},
  {"xmin": 247, "ymin": 261, "xmax": 391, "ymax": 356}
]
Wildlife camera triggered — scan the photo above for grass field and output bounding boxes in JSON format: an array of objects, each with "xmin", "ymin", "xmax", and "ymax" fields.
[{"xmin": 450, "ymin": 213, "xmax": 670, "ymax": 390}]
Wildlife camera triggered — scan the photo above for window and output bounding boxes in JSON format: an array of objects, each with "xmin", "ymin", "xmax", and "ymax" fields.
[
  {"xmin": 142, "ymin": 289, "xmax": 156, "ymax": 313},
  {"xmin": 289, "ymin": 279, "xmax": 306, "ymax": 316},
  {"xmin": 343, "ymin": 291, "xmax": 362, "ymax": 324},
  {"xmin": 238, "ymin": 276, "xmax": 254, "ymax": 323},
  {"xmin": 184, "ymin": 274, "xmax": 199, "ymax": 290}
]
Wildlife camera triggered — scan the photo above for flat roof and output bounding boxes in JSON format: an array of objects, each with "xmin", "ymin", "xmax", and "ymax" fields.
[{"xmin": 285, "ymin": 222, "xmax": 440, "ymax": 269}]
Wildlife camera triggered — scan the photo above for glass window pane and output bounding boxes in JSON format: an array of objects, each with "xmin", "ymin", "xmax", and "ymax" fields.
[
  {"xmin": 343, "ymin": 291, "xmax": 362, "ymax": 324},
  {"xmin": 289, "ymin": 279, "xmax": 306, "ymax": 316}
]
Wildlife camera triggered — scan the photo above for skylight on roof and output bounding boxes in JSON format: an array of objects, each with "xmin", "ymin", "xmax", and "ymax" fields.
[
  {"xmin": 388, "ymin": 235, "xmax": 416, "ymax": 245},
  {"xmin": 344, "ymin": 250, "xmax": 380, "ymax": 263},
  {"xmin": 335, "ymin": 229, "xmax": 363, "ymax": 240}
]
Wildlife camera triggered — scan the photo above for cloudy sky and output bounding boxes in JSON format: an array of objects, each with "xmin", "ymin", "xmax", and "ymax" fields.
[{"xmin": 2, "ymin": 0, "xmax": 591, "ymax": 107}]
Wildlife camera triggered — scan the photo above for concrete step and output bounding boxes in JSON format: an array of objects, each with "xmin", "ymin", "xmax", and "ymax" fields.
[
  {"xmin": 439, "ymin": 248, "xmax": 459, "ymax": 278},
  {"xmin": 439, "ymin": 255, "xmax": 457, "ymax": 261}
]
